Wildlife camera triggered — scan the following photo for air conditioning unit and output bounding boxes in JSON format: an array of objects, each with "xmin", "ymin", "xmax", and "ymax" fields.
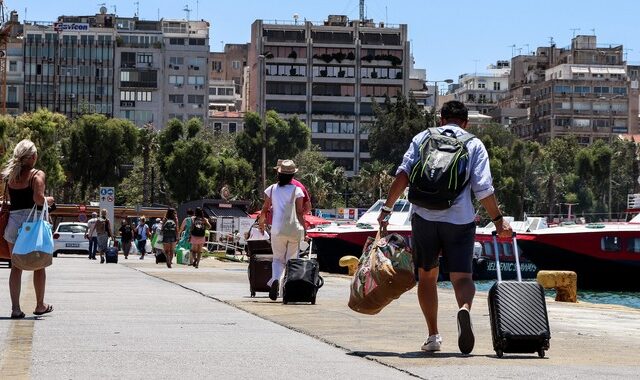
[
  {"xmin": 193, "ymin": 66, "xmax": 199, "ymax": 70},
  {"xmin": 176, "ymin": 83, "xmax": 182, "ymax": 87},
  {"xmin": 174, "ymin": 65, "xmax": 180, "ymax": 70},
  {"xmin": 147, "ymin": 62, "xmax": 152, "ymax": 67},
  {"xmin": 197, "ymin": 104, "xmax": 202, "ymax": 108},
  {"xmin": 169, "ymin": 64, "xmax": 173, "ymax": 69},
  {"xmin": 47, "ymin": 58, "xmax": 54, "ymax": 63}
]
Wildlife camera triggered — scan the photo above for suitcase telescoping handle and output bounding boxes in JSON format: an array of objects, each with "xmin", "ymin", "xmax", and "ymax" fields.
[{"xmin": 491, "ymin": 231, "xmax": 522, "ymax": 282}]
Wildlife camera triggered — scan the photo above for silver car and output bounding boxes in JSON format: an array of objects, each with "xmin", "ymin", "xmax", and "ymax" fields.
[{"xmin": 53, "ymin": 222, "xmax": 89, "ymax": 257}]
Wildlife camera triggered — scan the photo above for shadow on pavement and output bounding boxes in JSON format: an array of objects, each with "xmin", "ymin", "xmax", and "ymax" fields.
[{"xmin": 348, "ymin": 350, "xmax": 478, "ymax": 359}]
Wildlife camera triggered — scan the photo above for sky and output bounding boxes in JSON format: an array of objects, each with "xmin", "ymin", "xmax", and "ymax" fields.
[{"xmin": 15, "ymin": 0, "xmax": 640, "ymax": 83}]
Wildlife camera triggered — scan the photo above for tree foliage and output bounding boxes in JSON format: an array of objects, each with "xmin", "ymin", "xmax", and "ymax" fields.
[
  {"xmin": 236, "ymin": 111, "xmax": 311, "ymax": 174},
  {"xmin": 61, "ymin": 114, "xmax": 138, "ymax": 200}
]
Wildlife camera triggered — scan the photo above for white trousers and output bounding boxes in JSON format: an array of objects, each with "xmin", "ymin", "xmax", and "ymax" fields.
[{"xmin": 267, "ymin": 234, "xmax": 300, "ymax": 287}]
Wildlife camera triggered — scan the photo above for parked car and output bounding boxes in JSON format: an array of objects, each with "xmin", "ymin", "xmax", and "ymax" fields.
[{"xmin": 53, "ymin": 222, "xmax": 89, "ymax": 257}]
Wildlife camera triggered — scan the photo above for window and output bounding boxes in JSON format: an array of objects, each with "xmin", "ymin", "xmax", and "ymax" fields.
[
  {"xmin": 120, "ymin": 90, "xmax": 136, "ymax": 101},
  {"xmin": 169, "ymin": 75, "xmax": 184, "ymax": 85},
  {"xmin": 168, "ymin": 113, "xmax": 184, "ymax": 121},
  {"xmin": 138, "ymin": 53, "xmax": 153, "ymax": 64},
  {"xmin": 137, "ymin": 91, "xmax": 152, "ymax": 102},
  {"xmin": 554, "ymin": 85, "xmax": 572, "ymax": 94},
  {"xmin": 187, "ymin": 75, "xmax": 205, "ymax": 85},
  {"xmin": 627, "ymin": 238, "xmax": 640, "ymax": 253},
  {"xmin": 232, "ymin": 60, "xmax": 241, "ymax": 70},
  {"xmin": 214, "ymin": 122, "xmax": 222, "ymax": 131},
  {"xmin": 477, "ymin": 83, "xmax": 486, "ymax": 89},
  {"xmin": 601, "ymin": 237, "xmax": 621, "ymax": 252},
  {"xmin": 8, "ymin": 61, "xmax": 17, "ymax": 72},
  {"xmin": 169, "ymin": 94, "xmax": 183, "ymax": 103},
  {"xmin": 228, "ymin": 122, "xmax": 237, "ymax": 133},
  {"xmin": 594, "ymin": 86, "xmax": 610, "ymax": 94},
  {"xmin": 170, "ymin": 57, "xmax": 184, "ymax": 66},
  {"xmin": 613, "ymin": 87, "xmax": 627, "ymax": 95},
  {"xmin": 187, "ymin": 95, "xmax": 205, "ymax": 104},
  {"xmin": 169, "ymin": 38, "xmax": 184, "ymax": 45},
  {"xmin": 188, "ymin": 38, "xmax": 205, "ymax": 46},
  {"xmin": 574, "ymin": 86, "xmax": 590, "ymax": 94},
  {"xmin": 212, "ymin": 61, "xmax": 222, "ymax": 72},
  {"xmin": 493, "ymin": 82, "xmax": 501, "ymax": 91}
]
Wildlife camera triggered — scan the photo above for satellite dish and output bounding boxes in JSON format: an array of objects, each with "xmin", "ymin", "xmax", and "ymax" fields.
[{"xmin": 99, "ymin": 6, "xmax": 108, "ymax": 14}]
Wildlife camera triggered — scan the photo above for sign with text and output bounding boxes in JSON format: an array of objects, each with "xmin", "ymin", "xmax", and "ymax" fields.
[
  {"xmin": 53, "ymin": 22, "xmax": 90, "ymax": 32},
  {"xmin": 99, "ymin": 187, "xmax": 115, "ymax": 234}
]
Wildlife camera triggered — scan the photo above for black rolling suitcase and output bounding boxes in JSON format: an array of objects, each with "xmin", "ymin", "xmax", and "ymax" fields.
[
  {"xmin": 105, "ymin": 247, "xmax": 119, "ymax": 264},
  {"xmin": 488, "ymin": 232, "xmax": 550, "ymax": 358},
  {"xmin": 282, "ymin": 241, "xmax": 324, "ymax": 304},
  {"xmin": 155, "ymin": 251, "xmax": 167, "ymax": 264},
  {"xmin": 247, "ymin": 239, "xmax": 273, "ymax": 297}
]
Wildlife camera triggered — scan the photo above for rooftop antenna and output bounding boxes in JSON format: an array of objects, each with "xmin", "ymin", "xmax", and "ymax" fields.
[
  {"xmin": 570, "ymin": 28, "xmax": 580, "ymax": 38},
  {"xmin": 473, "ymin": 59, "xmax": 479, "ymax": 76},
  {"xmin": 112, "ymin": 5, "xmax": 116, "ymax": 14},
  {"xmin": 134, "ymin": 1, "xmax": 139, "ymax": 17},
  {"xmin": 548, "ymin": 36, "xmax": 555, "ymax": 46},
  {"xmin": 524, "ymin": 43, "xmax": 530, "ymax": 55},
  {"xmin": 293, "ymin": 13, "xmax": 299, "ymax": 25},
  {"xmin": 590, "ymin": 28, "xmax": 596, "ymax": 36},
  {"xmin": 516, "ymin": 47, "xmax": 523, "ymax": 55},
  {"xmin": 157, "ymin": 8, "xmax": 160, "ymax": 20},
  {"xmin": 196, "ymin": 0, "xmax": 199, "ymax": 19},
  {"xmin": 508, "ymin": 44, "xmax": 516, "ymax": 57},
  {"xmin": 359, "ymin": 0, "xmax": 365, "ymax": 22},
  {"xmin": 624, "ymin": 48, "xmax": 633, "ymax": 61},
  {"xmin": 183, "ymin": 4, "xmax": 191, "ymax": 20}
]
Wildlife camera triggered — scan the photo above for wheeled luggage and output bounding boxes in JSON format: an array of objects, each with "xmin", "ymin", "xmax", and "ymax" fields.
[
  {"xmin": 155, "ymin": 251, "xmax": 167, "ymax": 264},
  {"xmin": 105, "ymin": 247, "xmax": 118, "ymax": 264},
  {"xmin": 282, "ymin": 244, "xmax": 324, "ymax": 304},
  {"xmin": 488, "ymin": 232, "xmax": 550, "ymax": 358},
  {"xmin": 247, "ymin": 239, "xmax": 273, "ymax": 297}
]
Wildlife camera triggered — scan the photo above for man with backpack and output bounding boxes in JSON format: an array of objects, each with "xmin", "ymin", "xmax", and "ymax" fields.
[{"xmin": 377, "ymin": 100, "xmax": 513, "ymax": 355}]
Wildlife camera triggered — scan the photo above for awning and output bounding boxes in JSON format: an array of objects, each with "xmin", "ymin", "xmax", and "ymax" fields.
[
  {"xmin": 204, "ymin": 206, "xmax": 249, "ymax": 218},
  {"xmin": 571, "ymin": 66, "xmax": 590, "ymax": 73},
  {"xmin": 608, "ymin": 67, "xmax": 626, "ymax": 74},
  {"xmin": 590, "ymin": 67, "xmax": 609, "ymax": 74}
]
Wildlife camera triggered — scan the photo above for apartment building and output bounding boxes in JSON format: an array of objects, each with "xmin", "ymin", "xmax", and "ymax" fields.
[
  {"xmin": 114, "ymin": 17, "xmax": 164, "ymax": 128},
  {"xmin": 4, "ymin": 11, "xmax": 23, "ymax": 116},
  {"xmin": 209, "ymin": 43, "xmax": 248, "ymax": 97},
  {"xmin": 511, "ymin": 36, "xmax": 637, "ymax": 144},
  {"xmin": 14, "ymin": 8, "xmax": 209, "ymax": 128},
  {"xmin": 22, "ymin": 10, "xmax": 117, "ymax": 118},
  {"xmin": 248, "ymin": 15, "xmax": 410, "ymax": 175},
  {"xmin": 452, "ymin": 60, "xmax": 510, "ymax": 116}
]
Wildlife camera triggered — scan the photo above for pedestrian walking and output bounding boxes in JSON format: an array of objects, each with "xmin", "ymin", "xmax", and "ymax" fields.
[
  {"xmin": 162, "ymin": 208, "xmax": 179, "ymax": 268},
  {"xmin": 152, "ymin": 217, "xmax": 163, "ymax": 256},
  {"xmin": 93, "ymin": 209, "xmax": 112, "ymax": 264},
  {"xmin": 119, "ymin": 219, "xmax": 134, "ymax": 259},
  {"xmin": 258, "ymin": 159, "xmax": 306, "ymax": 301},
  {"xmin": 377, "ymin": 101, "xmax": 513, "ymax": 354},
  {"xmin": 135, "ymin": 217, "xmax": 150, "ymax": 260},
  {"xmin": 85, "ymin": 211, "xmax": 98, "ymax": 260},
  {"xmin": 1, "ymin": 139, "xmax": 55, "ymax": 318},
  {"xmin": 189, "ymin": 207, "xmax": 210, "ymax": 268}
]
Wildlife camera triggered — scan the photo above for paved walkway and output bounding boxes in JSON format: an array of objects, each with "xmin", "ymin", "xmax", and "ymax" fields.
[{"xmin": 1, "ymin": 254, "xmax": 639, "ymax": 379}]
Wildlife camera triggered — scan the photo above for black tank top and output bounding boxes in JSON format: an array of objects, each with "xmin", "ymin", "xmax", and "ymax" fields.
[{"xmin": 8, "ymin": 170, "xmax": 39, "ymax": 211}]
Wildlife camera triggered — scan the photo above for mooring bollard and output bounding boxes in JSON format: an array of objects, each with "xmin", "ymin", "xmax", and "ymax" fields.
[
  {"xmin": 536, "ymin": 270, "xmax": 578, "ymax": 303},
  {"xmin": 339, "ymin": 255, "xmax": 359, "ymax": 276}
]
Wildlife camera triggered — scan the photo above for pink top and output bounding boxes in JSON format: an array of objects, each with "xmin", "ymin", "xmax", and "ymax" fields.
[{"xmin": 291, "ymin": 178, "xmax": 310, "ymax": 205}]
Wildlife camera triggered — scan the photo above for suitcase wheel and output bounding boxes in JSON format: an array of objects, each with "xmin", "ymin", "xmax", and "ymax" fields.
[
  {"xmin": 283, "ymin": 299, "xmax": 288, "ymax": 305},
  {"xmin": 538, "ymin": 349, "xmax": 545, "ymax": 358},
  {"xmin": 496, "ymin": 349, "xmax": 503, "ymax": 358},
  {"xmin": 250, "ymin": 291, "xmax": 256, "ymax": 297},
  {"xmin": 311, "ymin": 297, "xmax": 316, "ymax": 305}
]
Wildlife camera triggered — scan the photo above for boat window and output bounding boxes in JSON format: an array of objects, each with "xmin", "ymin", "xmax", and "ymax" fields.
[
  {"xmin": 601, "ymin": 237, "xmax": 621, "ymax": 252},
  {"xmin": 483, "ymin": 242, "xmax": 495, "ymax": 257},
  {"xmin": 393, "ymin": 200, "xmax": 409, "ymax": 212},
  {"xmin": 626, "ymin": 238, "xmax": 640, "ymax": 253},
  {"xmin": 501, "ymin": 243, "xmax": 513, "ymax": 257}
]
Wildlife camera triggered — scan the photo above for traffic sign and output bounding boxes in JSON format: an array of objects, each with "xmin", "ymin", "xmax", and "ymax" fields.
[{"xmin": 99, "ymin": 186, "xmax": 115, "ymax": 234}]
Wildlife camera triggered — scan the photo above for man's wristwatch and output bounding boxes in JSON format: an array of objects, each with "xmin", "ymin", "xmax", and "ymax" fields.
[{"xmin": 381, "ymin": 205, "xmax": 393, "ymax": 213}]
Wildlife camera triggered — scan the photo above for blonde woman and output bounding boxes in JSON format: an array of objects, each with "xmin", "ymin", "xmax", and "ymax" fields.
[{"xmin": 2, "ymin": 139, "xmax": 55, "ymax": 318}]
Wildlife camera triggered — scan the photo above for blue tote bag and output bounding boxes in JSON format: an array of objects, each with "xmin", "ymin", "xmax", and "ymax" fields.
[{"xmin": 12, "ymin": 201, "xmax": 54, "ymax": 271}]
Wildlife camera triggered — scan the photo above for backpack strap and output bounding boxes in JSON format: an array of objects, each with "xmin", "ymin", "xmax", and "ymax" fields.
[{"xmin": 457, "ymin": 132, "xmax": 476, "ymax": 146}]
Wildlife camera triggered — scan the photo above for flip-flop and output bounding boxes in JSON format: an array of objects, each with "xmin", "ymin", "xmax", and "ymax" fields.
[
  {"xmin": 33, "ymin": 305, "xmax": 53, "ymax": 316},
  {"xmin": 10, "ymin": 311, "xmax": 25, "ymax": 319}
]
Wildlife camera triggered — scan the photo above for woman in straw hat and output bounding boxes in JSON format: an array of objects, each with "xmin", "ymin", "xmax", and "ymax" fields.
[{"xmin": 258, "ymin": 159, "xmax": 306, "ymax": 301}]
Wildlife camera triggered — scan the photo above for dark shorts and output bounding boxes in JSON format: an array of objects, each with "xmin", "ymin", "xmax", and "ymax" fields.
[
  {"xmin": 411, "ymin": 214, "xmax": 476, "ymax": 273},
  {"xmin": 162, "ymin": 235, "xmax": 177, "ymax": 243}
]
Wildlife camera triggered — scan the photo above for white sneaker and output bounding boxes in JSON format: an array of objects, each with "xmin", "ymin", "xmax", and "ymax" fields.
[
  {"xmin": 421, "ymin": 334, "xmax": 442, "ymax": 352},
  {"xmin": 457, "ymin": 306, "xmax": 475, "ymax": 355}
]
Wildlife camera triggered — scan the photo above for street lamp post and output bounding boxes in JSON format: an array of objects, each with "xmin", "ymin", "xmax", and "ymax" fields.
[
  {"xmin": 427, "ymin": 79, "xmax": 454, "ymax": 126},
  {"xmin": 258, "ymin": 52, "xmax": 273, "ymax": 190}
]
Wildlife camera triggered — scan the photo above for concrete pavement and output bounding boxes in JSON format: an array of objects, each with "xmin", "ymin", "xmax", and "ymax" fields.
[{"xmin": 1, "ymin": 254, "xmax": 639, "ymax": 379}]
